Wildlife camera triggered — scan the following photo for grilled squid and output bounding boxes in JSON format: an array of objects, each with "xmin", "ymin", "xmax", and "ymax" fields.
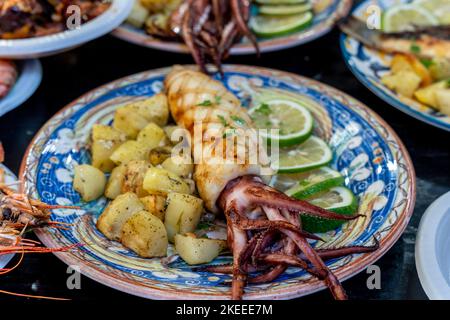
[{"xmin": 164, "ymin": 67, "xmax": 377, "ymax": 300}]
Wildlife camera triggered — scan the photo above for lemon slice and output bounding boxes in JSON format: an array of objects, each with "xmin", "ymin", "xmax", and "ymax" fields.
[
  {"xmin": 415, "ymin": 0, "xmax": 450, "ymax": 24},
  {"xmin": 383, "ymin": 4, "xmax": 439, "ymax": 32}
]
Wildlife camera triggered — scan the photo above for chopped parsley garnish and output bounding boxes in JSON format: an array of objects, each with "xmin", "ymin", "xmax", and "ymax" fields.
[
  {"xmin": 197, "ymin": 100, "xmax": 213, "ymax": 107},
  {"xmin": 196, "ymin": 222, "xmax": 211, "ymax": 230},
  {"xmin": 420, "ymin": 58, "xmax": 434, "ymax": 69},
  {"xmin": 410, "ymin": 43, "xmax": 421, "ymax": 54},
  {"xmin": 255, "ymin": 103, "xmax": 271, "ymax": 115},
  {"xmin": 215, "ymin": 95, "xmax": 222, "ymax": 104},
  {"xmin": 231, "ymin": 115, "xmax": 246, "ymax": 126},
  {"xmin": 217, "ymin": 115, "xmax": 228, "ymax": 127}
]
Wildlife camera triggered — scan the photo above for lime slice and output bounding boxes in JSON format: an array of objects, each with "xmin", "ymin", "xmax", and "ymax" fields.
[
  {"xmin": 256, "ymin": 0, "xmax": 308, "ymax": 4},
  {"xmin": 275, "ymin": 136, "xmax": 333, "ymax": 173},
  {"xmin": 285, "ymin": 167, "xmax": 344, "ymax": 199},
  {"xmin": 250, "ymin": 11, "xmax": 313, "ymax": 38},
  {"xmin": 300, "ymin": 186, "xmax": 358, "ymax": 233},
  {"xmin": 383, "ymin": 4, "xmax": 439, "ymax": 32},
  {"xmin": 306, "ymin": 186, "xmax": 358, "ymax": 213},
  {"xmin": 249, "ymin": 98, "xmax": 314, "ymax": 147},
  {"xmin": 259, "ymin": 4, "xmax": 312, "ymax": 15}
]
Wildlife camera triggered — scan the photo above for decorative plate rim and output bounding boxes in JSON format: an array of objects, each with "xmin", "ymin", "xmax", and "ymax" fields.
[
  {"xmin": 19, "ymin": 65, "xmax": 416, "ymax": 300},
  {"xmin": 111, "ymin": 0, "xmax": 352, "ymax": 55},
  {"xmin": 339, "ymin": 0, "xmax": 450, "ymax": 132}
]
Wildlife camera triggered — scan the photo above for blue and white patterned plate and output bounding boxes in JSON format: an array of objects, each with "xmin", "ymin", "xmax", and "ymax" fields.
[
  {"xmin": 340, "ymin": 0, "xmax": 450, "ymax": 132},
  {"xmin": 113, "ymin": 0, "xmax": 352, "ymax": 55},
  {"xmin": 20, "ymin": 65, "xmax": 415, "ymax": 299}
]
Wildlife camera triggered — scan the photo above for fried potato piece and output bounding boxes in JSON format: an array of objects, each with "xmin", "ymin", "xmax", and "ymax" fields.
[
  {"xmin": 73, "ymin": 165, "xmax": 106, "ymax": 202},
  {"xmin": 121, "ymin": 160, "xmax": 152, "ymax": 197},
  {"xmin": 91, "ymin": 124, "xmax": 127, "ymax": 173},
  {"xmin": 140, "ymin": 194, "xmax": 167, "ymax": 221},
  {"xmin": 121, "ymin": 210, "xmax": 168, "ymax": 258},
  {"xmin": 174, "ymin": 234, "xmax": 226, "ymax": 265},
  {"xmin": 97, "ymin": 193, "xmax": 144, "ymax": 241},
  {"xmin": 164, "ymin": 193, "xmax": 203, "ymax": 242}
]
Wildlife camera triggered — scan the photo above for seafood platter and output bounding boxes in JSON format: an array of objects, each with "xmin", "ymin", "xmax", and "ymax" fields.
[
  {"xmin": 113, "ymin": 0, "xmax": 353, "ymax": 71},
  {"xmin": 17, "ymin": 65, "xmax": 415, "ymax": 300},
  {"xmin": 0, "ymin": 0, "xmax": 133, "ymax": 58},
  {"xmin": 3, "ymin": 0, "xmax": 449, "ymax": 303},
  {"xmin": 341, "ymin": 0, "xmax": 450, "ymax": 131}
]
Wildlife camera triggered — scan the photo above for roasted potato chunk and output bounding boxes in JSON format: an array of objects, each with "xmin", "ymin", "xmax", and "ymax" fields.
[
  {"xmin": 435, "ymin": 89, "xmax": 450, "ymax": 116},
  {"xmin": 97, "ymin": 193, "xmax": 144, "ymax": 241},
  {"xmin": 381, "ymin": 70, "xmax": 422, "ymax": 98},
  {"xmin": 73, "ymin": 165, "xmax": 106, "ymax": 202},
  {"xmin": 127, "ymin": 0, "xmax": 149, "ymax": 28},
  {"xmin": 149, "ymin": 146, "xmax": 172, "ymax": 165},
  {"xmin": 91, "ymin": 124, "xmax": 127, "ymax": 173},
  {"xmin": 137, "ymin": 123, "xmax": 167, "ymax": 150},
  {"xmin": 143, "ymin": 167, "xmax": 190, "ymax": 195},
  {"xmin": 113, "ymin": 94, "xmax": 169, "ymax": 139},
  {"xmin": 113, "ymin": 107, "xmax": 149, "ymax": 139},
  {"xmin": 121, "ymin": 210, "xmax": 168, "ymax": 258},
  {"xmin": 104, "ymin": 164, "xmax": 127, "ymax": 199},
  {"xmin": 174, "ymin": 234, "xmax": 226, "ymax": 265},
  {"xmin": 110, "ymin": 140, "xmax": 149, "ymax": 165},
  {"xmin": 121, "ymin": 160, "xmax": 152, "ymax": 197},
  {"xmin": 125, "ymin": 94, "xmax": 169, "ymax": 127},
  {"xmin": 140, "ymin": 194, "xmax": 166, "ymax": 221},
  {"xmin": 414, "ymin": 80, "xmax": 449, "ymax": 108},
  {"xmin": 161, "ymin": 155, "xmax": 193, "ymax": 178},
  {"xmin": 164, "ymin": 193, "xmax": 203, "ymax": 242}
]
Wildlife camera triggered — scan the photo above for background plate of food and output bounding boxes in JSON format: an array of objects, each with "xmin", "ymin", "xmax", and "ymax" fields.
[
  {"xmin": 0, "ymin": 59, "xmax": 42, "ymax": 117},
  {"xmin": 0, "ymin": 163, "xmax": 18, "ymax": 269},
  {"xmin": 0, "ymin": 0, "xmax": 133, "ymax": 59},
  {"xmin": 340, "ymin": 0, "xmax": 450, "ymax": 131},
  {"xmin": 20, "ymin": 65, "xmax": 415, "ymax": 300},
  {"xmin": 113, "ymin": 0, "xmax": 352, "ymax": 55}
]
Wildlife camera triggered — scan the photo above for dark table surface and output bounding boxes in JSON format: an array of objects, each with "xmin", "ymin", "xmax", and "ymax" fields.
[{"xmin": 1, "ymin": 9, "xmax": 449, "ymax": 302}]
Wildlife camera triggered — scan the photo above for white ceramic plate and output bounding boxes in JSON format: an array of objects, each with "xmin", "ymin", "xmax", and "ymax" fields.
[
  {"xmin": 0, "ymin": 164, "xmax": 18, "ymax": 269},
  {"xmin": 0, "ymin": 60, "xmax": 42, "ymax": 118},
  {"xmin": 416, "ymin": 191, "xmax": 450, "ymax": 300},
  {"xmin": 0, "ymin": 0, "xmax": 133, "ymax": 59}
]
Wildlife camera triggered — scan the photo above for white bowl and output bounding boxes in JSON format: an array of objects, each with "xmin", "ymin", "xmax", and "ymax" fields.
[
  {"xmin": 0, "ymin": 0, "xmax": 133, "ymax": 59},
  {"xmin": 0, "ymin": 59, "xmax": 42, "ymax": 117},
  {"xmin": 416, "ymin": 191, "xmax": 450, "ymax": 300}
]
